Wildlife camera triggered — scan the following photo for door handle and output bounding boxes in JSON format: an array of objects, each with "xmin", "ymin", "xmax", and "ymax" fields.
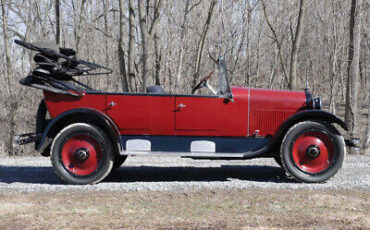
[
  {"xmin": 178, "ymin": 103, "xmax": 186, "ymax": 108},
  {"xmin": 109, "ymin": 101, "xmax": 117, "ymax": 107}
]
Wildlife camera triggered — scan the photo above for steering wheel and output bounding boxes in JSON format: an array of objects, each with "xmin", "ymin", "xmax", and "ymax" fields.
[{"xmin": 191, "ymin": 71, "xmax": 214, "ymax": 94}]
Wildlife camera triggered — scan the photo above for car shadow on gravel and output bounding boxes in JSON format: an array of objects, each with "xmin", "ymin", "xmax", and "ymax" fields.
[
  {"xmin": 0, "ymin": 166, "xmax": 61, "ymax": 184},
  {"xmin": 0, "ymin": 165, "xmax": 296, "ymax": 185},
  {"xmin": 105, "ymin": 165, "xmax": 295, "ymax": 183}
]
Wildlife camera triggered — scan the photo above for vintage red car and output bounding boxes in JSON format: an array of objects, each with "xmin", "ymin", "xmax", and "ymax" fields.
[{"xmin": 14, "ymin": 40, "xmax": 355, "ymax": 185}]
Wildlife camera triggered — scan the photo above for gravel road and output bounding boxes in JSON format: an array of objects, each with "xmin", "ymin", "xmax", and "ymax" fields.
[{"xmin": 0, "ymin": 155, "xmax": 369, "ymax": 192}]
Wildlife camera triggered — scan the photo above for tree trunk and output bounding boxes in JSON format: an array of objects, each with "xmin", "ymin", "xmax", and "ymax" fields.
[
  {"xmin": 261, "ymin": 0, "xmax": 289, "ymax": 88},
  {"xmin": 102, "ymin": 0, "xmax": 110, "ymax": 90},
  {"xmin": 138, "ymin": 0, "xmax": 148, "ymax": 92},
  {"xmin": 193, "ymin": 0, "xmax": 217, "ymax": 88},
  {"xmin": 128, "ymin": 0, "xmax": 136, "ymax": 92},
  {"xmin": 154, "ymin": 32, "xmax": 161, "ymax": 86},
  {"xmin": 75, "ymin": 0, "xmax": 86, "ymax": 54},
  {"xmin": 288, "ymin": 0, "xmax": 307, "ymax": 90},
  {"xmin": 1, "ymin": 0, "xmax": 11, "ymax": 94},
  {"xmin": 1, "ymin": 0, "xmax": 17, "ymax": 156},
  {"xmin": 176, "ymin": 0, "xmax": 191, "ymax": 89},
  {"xmin": 345, "ymin": 0, "xmax": 363, "ymax": 145},
  {"xmin": 55, "ymin": 0, "xmax": 61, "ymax": 44},
  {"xmin": 118, "ymin": 0, "xmax": 129, "ymax": 92},
  {"xmin": 364, "ymin": 94, "xmax": 370, "ymax": 154},
  {"xmin": 137, "ymin": 0, "xmax": 162, "ymax": 92},
  {"xmin": 102, "ymin": 0, "xmax": 109, "ymax": 65}
]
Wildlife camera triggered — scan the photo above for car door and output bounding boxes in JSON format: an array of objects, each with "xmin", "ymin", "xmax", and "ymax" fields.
[
  {"xmin": 174, "ymin": 96, "xmax": 221, "ymax": 136},
  {"xmin": 106, "ymin": 94, "xmax": 150, "ymax": 135}
]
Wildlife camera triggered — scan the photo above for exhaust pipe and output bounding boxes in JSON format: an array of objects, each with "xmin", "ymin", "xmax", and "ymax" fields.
[{"xmin": 13, "ymin": 133, "xmax": 41, "ymax": 148}]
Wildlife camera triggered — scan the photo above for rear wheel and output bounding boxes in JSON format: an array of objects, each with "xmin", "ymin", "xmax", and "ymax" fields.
[
  {"xmin": 280, "ymin": 121, "xmax": 345, "ymax": 183},
  {"xmin": 51, "ymin": 123, "xmax": 114, "ymax": 185}
]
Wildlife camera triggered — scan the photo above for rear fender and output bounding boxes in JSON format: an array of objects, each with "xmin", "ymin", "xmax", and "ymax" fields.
[{"xmin": 37, "ymin": 108, "xmax": 122, "ymax": 156}]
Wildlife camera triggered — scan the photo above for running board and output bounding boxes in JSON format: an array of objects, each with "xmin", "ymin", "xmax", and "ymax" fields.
[{"xmin": 120, "ymin": 151, "xmax": 245, "ymax": 158}]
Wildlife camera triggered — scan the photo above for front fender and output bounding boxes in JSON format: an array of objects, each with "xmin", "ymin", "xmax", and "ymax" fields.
[
  {"xmin": 36, "ymin": 108, "xmax": 122, "ymax": 155},
  {"xmin": 281, "ymin": 110, "xmax": 348, "ymax": 132}
]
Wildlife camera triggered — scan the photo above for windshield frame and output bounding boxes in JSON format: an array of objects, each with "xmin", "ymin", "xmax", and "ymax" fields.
[{"xmin": 218, "ymin": 57, "xmax": 233, "ymax": 99}]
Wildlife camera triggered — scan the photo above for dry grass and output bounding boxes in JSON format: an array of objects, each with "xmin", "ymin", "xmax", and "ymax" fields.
[{"xmin": 0, "ymin": 189, "xmax": 368, "ymax": 230}]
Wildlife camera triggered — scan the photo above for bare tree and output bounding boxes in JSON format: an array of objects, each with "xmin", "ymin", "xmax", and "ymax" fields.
[
  {"xmin": 193, "ymin": 0, "xmax": 217, "ymax": 88},
  {"xmin": 118, "ymin": 0, "xmax": 129, "ymax": 92},
  {"xmin": 345, "ymin": 0, "xmax": 363, "ymax": 144},
  {"xmin": 262, "ymin": 0, "xmax": 308, "ymax": 90},
  {"xmin": 55, "ymin": 0, "xmax": 61, "ymax": 44},
  {"xmin": 261, "ymin": 0, "xmax": 289, "ymax": 88},
  {"xmin": 0, "ymin": 0, "xmax": 369, "ymax": 156},
  {"xmin": 175, "ymin": 0, "xmax": 201, "ymax": 89},
  {"xmin": 128, "ymin": 0, "xmax": 136, "ymax": 92},
  {"xmin": 75, "ymin": 0, "xmax": 87, "ymax": 54},
  {"xmin": 1, "ymin": 0, "xmax": 11, "ymax": 93},
  {"xmin": 137, "ymin": 0, "xmax": 162, "ymax": 91},
  {"xmin": 365, "ymin": 94, "xmax": 370, "ymax": 154},
  {"xmin": 289, "ymin": 0, "xmax": 308, "ymax": 90},
  {"xmin": 1, "ymin": 0, "xmax": 18, "ymax": 156}
]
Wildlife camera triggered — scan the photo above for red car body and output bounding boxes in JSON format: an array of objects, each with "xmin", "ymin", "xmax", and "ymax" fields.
[{"xmin": 45, "ymin": 87, "xmax": 307, "ymax": 137}]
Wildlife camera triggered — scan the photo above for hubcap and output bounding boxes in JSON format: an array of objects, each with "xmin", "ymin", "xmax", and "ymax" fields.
[
  {"xmin": 292, "ymin": 131, "xmax": 334, "ymax": 173},
  {"xmin": 306, "ymin": 145, "xmax": 320, "ymax": 159},
  {"xmin": 75, "ymin": 148, "xmax": 90, "ymax": 162},
  {"xmin": 61, "ymin": 134, "xmax": 101, "ymax": 176}
]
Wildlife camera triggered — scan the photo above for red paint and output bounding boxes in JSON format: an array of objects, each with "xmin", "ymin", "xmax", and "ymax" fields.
[
  {"xmin": 175, "ymin": 97, "xmax": 219, "ymax": 131},
  {"xmin": 61, "ymin": 134, "xmax": 101, "ymax": 176},
  {"xmin": 44, "ymin": 86, "xmax": 307, "ymax": 138},
  {"xmin": 149, "ymin": 96, "xmax": 175, "ymax": 135},
  {"xmin": 292, "ymin": 131, "xmax": 334, "ymax": 173},
  {"xmin": 218, "ymin": 87, "xmax": 249, "ymax": 137},
  {"xmin": 106, "ymin": 95, "xmax": 150, "ymax": 133},
  {"xmin": 248, "ymin": 88, "xmax": 306, "ymax": 136},
  {"xmin": 44, "ymin": 91, "xmax": 107, "ymax": 118}
]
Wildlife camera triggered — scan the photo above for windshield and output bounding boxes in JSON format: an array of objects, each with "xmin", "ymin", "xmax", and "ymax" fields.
[{"xmin": 218, "ymin": 57, "xmax": 232, "ymax": 97}]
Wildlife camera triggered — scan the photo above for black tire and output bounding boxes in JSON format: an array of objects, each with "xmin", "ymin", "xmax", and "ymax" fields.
[
  {"xmin": 50, "ymin": 123, "xmax": 114, "ymax": 185},
  {"xmin": 280, "ymin": 121, "xmax": 345, "ymax": 183},
  {"xmin": 273, "ymin": 154, "xmax": 282, "ymax": 167},
  {"xmin": 112, "ymin": 155, "xmax": 128, "ymax": 170}
]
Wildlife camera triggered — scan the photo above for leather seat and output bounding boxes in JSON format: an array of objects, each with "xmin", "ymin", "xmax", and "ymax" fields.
[{"xmin": 146, "ymin": 85, "xmax": 166, "ymax": 94}]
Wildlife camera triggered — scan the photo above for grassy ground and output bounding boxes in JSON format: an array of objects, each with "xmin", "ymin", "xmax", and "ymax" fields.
[{"xmin": 0, "ymin": 189, "xmax": 368, "ymax": 230}]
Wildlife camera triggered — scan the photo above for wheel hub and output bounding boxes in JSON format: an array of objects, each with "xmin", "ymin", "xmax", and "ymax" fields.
[
  {"xmin": 306, "ymin": 145, "xmax": 320, "ymax": 159},
  {"xmin": 74, "ymin": 148, "xmax": 90, "ymax": 162}
]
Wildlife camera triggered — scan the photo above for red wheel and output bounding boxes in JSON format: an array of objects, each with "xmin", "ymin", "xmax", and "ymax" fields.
[
  {"xmin": 51, "ymin": 123, "xmax": 114, "ymax": 185},
  {"xmin": 291, "ymin": 131, "xmax": 334, "ymax": 173},
  {"xmin": 280, "ymin": 121, "xmax": 345, "ymax": 183},
  {"xmin": 61, "ymin": 134, "xmax": 102, "ymax": 176}
]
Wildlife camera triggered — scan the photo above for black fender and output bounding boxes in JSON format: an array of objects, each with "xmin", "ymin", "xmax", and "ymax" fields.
[
  {"xmin": 243, "ymin": 110, "xmax": 348, "ymax": 159},
  {"xmin": 279, "ymin": 110, "xmax": 348, "ymax": 132},
  {"xmin": 36, "ymin": 108, "xmax": 122, "ymax": 156}
]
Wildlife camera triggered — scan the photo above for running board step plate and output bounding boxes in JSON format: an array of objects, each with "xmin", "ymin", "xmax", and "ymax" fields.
[{"xmin": 121, "ymin": 151, "xmax": 245, "ymax": 158}]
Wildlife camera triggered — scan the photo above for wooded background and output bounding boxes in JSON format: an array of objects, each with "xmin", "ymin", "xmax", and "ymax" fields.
[{"xmin": 0, "ymin": 0, "xmax": 369, "ymax": 156}]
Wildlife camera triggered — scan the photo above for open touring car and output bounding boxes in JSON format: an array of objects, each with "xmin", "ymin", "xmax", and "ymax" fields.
[{"xmin": 13, "ymin": 40, "xmax": 358, "ymax": 185}]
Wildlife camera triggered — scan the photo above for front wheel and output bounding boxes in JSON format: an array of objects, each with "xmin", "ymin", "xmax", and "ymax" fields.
[
  {"xmin": 50, "ymin": 123, "xmax": 114, "ymax": 185},
  {"xmin": 280, "ymin": 121, "xmax": 345, "ymax": 183}
]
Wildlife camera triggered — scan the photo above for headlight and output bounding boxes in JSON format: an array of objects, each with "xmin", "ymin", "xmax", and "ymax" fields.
[{"xmin": 313, "ymin": 97, "xmax": 322, "ymax": 110}]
